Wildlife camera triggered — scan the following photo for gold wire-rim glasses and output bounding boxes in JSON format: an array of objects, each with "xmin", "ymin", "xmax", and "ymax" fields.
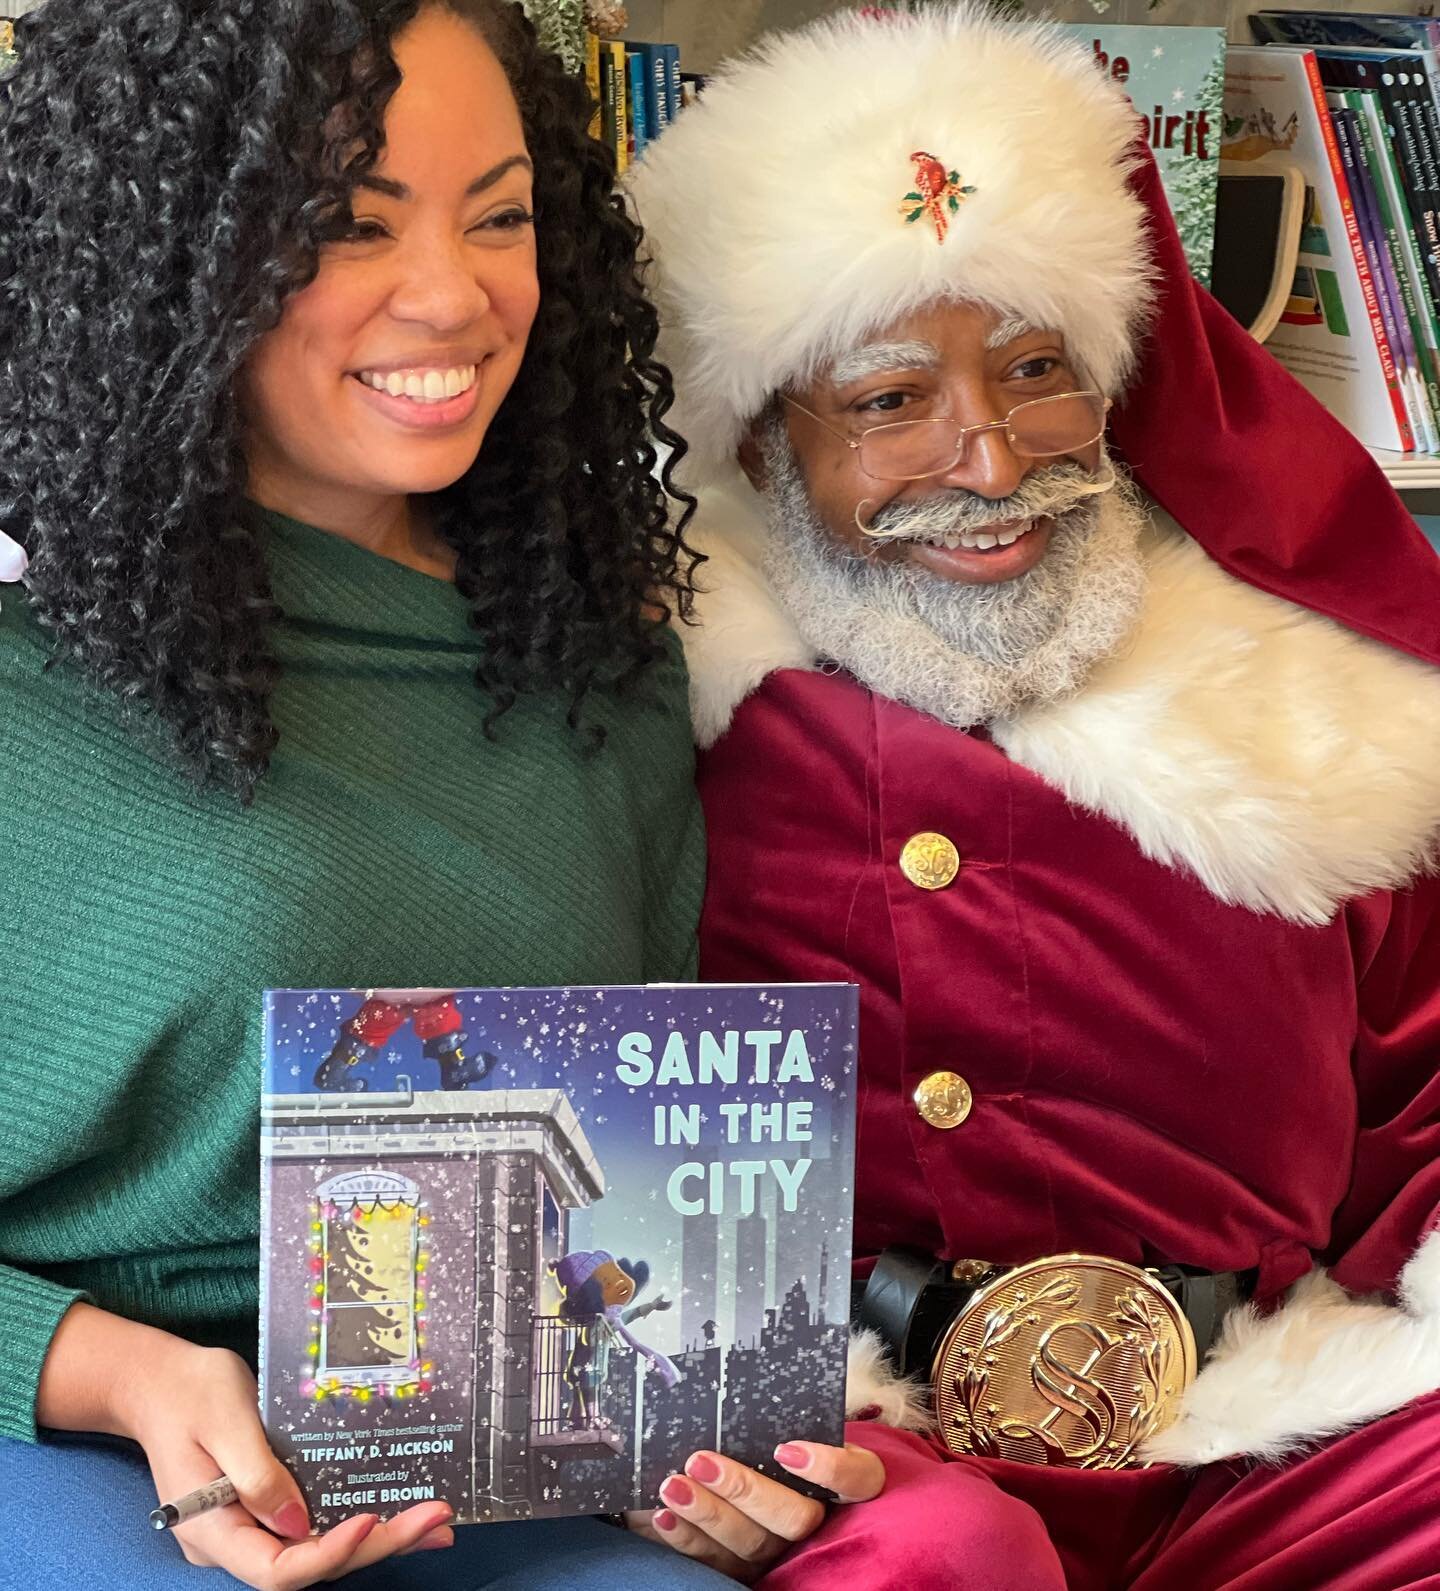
[{"xmin": 781, "ymin": 390, "xmax": 1112, "ymax": 482}]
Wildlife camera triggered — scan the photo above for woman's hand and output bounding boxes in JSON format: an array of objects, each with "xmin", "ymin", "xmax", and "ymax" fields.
[
  {"xmin": 626, "ymin": 1440, "xmax": 885, "ymax": 1584},
  {"xmin": 39, "ymin": 1302, "xmax": 455, "ymax": 1590}
]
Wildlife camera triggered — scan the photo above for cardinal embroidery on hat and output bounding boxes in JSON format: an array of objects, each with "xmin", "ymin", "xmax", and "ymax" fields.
[{"xmin": 900, "ymin": 151, "xmax": 976, "ymax": 243}]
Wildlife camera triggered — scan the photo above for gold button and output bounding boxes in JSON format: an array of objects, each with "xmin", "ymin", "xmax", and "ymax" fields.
[
  {"xmin": 900, "ymin": 832, "xmax": 960, "ymax": 890},
  {"xmin": 914, "ymin": 1071, "xmax": 973, "ymax": 1130}
]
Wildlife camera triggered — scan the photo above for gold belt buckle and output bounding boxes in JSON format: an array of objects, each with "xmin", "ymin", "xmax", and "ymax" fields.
[{"xmin": 931, "ymin": 1254, "xmax": 1197, "ymax": 1470}]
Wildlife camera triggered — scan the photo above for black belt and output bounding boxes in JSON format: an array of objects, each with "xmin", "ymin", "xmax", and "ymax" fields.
[{"xmin": 850, "ymin": 1246, "xmax": 1256, "ymax": 1380}]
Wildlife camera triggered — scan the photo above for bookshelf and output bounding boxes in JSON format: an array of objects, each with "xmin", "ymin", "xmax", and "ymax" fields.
[
  {"xmin": 613, "ymin": 5, "xmax": 1439, "ymax": 509},
  {"xmin": 1371, "ymin": 451, "xmax": 1440, "ymax": 495}
]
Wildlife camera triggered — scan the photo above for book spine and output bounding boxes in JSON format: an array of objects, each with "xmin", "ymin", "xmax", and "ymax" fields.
[
  {"xmin": 605, "ymin": 40, "xmax": 629, "ymax": 174},
  {"xmin": 1399, "ymin": 56, "xmax": 1440, "ymax": 275},
  {"xmin": 1349, "ymin": 88, "xmax": 1440, "ymax": 449},
  {"xmin": 1376, "ymin": 62, "xmax": 1440, "ymax": 316},
  {"xmin": 627, "ymin": 48, "xmax": 648, "ymax": 158},
  {"xmin": 663, "ymin": 45, "xmax": 682, "ymax": 126},
  {"xmin": 599, "ymin": 42, "xmax": 618, "ymax": 168},
  {"xmin": 1329, "ymin": 101, "xmax": 1422, "ymax": 446},
  {"xmin": 637, "ymin": 42, "xmax": 666, "ymax": 137},
  {"xmin": 1304, "ymin": 54, "xmax": 1413, "ymax": 449},
  {"xmin": 585, "ymin": 30, "xmax": 601, "ymax": 141}
]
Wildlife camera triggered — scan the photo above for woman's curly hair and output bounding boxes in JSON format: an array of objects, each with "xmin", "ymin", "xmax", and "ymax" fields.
[{"xmin": 0, "ymin": 0, "xmax": 697, "ymax": 798}]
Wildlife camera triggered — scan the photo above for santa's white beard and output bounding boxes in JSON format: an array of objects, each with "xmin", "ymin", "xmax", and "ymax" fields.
[{"xmin": 759, "ymin": 427, "xmax": 1149, "ymax": 729}]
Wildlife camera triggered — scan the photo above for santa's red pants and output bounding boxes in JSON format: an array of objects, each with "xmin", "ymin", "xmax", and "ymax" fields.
[{"xmin": 759, "ymin": 1392, "xmax": 1440, "ymax": 1590}]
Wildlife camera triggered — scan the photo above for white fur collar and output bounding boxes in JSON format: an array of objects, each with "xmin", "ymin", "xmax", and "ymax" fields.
[
  {"xmin": 682, "ymin": 473, "xmax": 1440, "ymax": 924},
  {"xmin": 844, "ymin": 1229, "xmax": 1440, "ymax": 1466}
]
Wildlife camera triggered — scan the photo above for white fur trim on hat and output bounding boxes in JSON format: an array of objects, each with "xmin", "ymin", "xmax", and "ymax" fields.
[{"xmin": 628, "ymin": 2, "xmax": 1153, "ymax": 481}]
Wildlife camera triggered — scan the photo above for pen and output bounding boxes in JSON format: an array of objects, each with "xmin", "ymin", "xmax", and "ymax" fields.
[{"xmin": 149, "ymin": 1475, "xmax": 239, "ymax": 1531}]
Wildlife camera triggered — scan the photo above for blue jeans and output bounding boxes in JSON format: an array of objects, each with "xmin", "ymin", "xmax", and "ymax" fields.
[{"xmin": 0, "ymin": 1432, "xmax": 733, "ymax": 1589}]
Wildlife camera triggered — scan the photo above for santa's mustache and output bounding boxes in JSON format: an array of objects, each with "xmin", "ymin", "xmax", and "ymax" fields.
[{"xmin": 858, "ymin": 461, "xmax": 1116, "ymax": 543}]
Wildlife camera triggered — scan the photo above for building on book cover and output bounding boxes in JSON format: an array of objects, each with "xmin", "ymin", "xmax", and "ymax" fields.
[{"xmin": 259, "ymin": 984, "xmax": 857, "ymax": 1527}]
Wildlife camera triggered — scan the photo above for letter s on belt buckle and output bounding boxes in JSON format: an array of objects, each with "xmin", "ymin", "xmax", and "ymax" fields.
[{"xmin": 931, "ymin": 1254, "xmax": 1198, "ymax": 1469}]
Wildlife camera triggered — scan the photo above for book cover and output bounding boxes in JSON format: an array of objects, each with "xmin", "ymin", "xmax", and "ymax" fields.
[
  {"xmin": 1224, "ymin": 46, "xmax": 1412, "ymax": 451},
  {"xmin": 1055, "ymin": 24, "xmax": 1227, "ymax": 286},
  {"xmin": 259, "ymin": 984, "xmax": 859, "ymax": 1529}
]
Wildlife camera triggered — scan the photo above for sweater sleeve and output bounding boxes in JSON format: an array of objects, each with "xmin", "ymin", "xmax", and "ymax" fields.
[
  {"xmin": 1328, "ymin": 878, "xmax": 1440, "ymax": 1294},
  {"xmin": 0, "ymin": 1266, "xmax": 88, "ymax": 1442},
  {"xmin": 0, "ymin": 612, "xmax": 117, "ymax": 1440}
]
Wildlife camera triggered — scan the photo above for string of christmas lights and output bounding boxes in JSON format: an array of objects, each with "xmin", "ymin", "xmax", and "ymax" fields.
[{"xmin": 299, "ymin": 1194, "xmax": 434, "ymax": 1403}]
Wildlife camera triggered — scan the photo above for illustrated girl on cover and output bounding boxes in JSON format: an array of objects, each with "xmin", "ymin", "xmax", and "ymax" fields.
[{"xmin": 552, "ymin": 1250, "xmax": 679, "ymax": 1430}]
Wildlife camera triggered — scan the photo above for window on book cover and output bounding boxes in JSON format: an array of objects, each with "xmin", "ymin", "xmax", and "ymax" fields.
[
  {"xmin": 538, "ymin": 1180, "xmax": 566, "ymax": 1317},
  {"xmin": 317, "ymin": 1171, "xmax": 420, "ymax": 1379}
]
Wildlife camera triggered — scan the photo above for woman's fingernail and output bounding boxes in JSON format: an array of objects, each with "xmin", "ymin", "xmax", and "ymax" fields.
[
  {"xmin": 275, "ymin": 1501, "xmax": 310, "ymax": 1538},
  {"xmin": 775, "ymin": 1443, "xmax": 811, "ymax": 1470},
  {"xmin": 660, "ymin": 1475, "xmax": 694, "ymax": 1507},
  {"xmin": 655, "ymin": 1509, "xmax": 679, "ymax": 1532},
  {"xmin": 685, "ymin": 1453, "xmax": 721, "ymax": 1484},
  {"xmin": 417, "ymin": 1528, "xmax": 453, "ymax": 1552}
]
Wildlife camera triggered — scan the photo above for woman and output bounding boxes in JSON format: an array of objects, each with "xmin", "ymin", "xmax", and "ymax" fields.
[{"xmin": 0, "ymin": 2, "xmax": 725, "ymax": 1585}]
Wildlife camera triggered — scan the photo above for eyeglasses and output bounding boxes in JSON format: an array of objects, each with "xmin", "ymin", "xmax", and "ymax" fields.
[{"xmin": 781, "ymin": 390, "xmax": 1110, "ymax": 482}]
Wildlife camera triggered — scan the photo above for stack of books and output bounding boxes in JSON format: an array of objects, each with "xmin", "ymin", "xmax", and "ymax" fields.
[
  {"xmin": 583, "ymin": 33, "xmax": 702, "ymax": 175},
  {"xmin": 1225, "ymin": 11, "xmax": 1440, "ymax": 454}
]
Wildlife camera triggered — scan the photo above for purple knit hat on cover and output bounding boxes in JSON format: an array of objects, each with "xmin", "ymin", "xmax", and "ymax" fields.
[{"xmin": 553, "ymin": 1249, "xmax": 613, "ymax": 1292}]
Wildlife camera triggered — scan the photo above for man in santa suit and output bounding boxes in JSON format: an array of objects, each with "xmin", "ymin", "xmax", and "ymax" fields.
[{"xmin": 621, "ymin": 6, "xmax": 1440, "ymax": 1588}]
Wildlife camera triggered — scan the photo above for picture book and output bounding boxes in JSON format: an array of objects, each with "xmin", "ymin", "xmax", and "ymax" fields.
[
  {"xmin": 1056, "ymin": 22, "xmax": 1228, "ymax": 285},
  {"xmin": 1224, "ymin": 46, "xmax": 1413, "ymax": 451},
  {"xmin": 259, "ymin": 984, "xmax": 859, "ymax": 1528}
]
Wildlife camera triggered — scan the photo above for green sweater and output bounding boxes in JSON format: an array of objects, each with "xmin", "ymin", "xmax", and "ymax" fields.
[{"xmin": 0, "ymin": 511, "xmax": 704, "ymax": 1442}]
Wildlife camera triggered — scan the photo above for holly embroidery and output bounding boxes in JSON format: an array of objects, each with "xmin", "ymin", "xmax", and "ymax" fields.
[{"xmin": 901, "ymin": 150, "xmax": 977, "ymax": 243}]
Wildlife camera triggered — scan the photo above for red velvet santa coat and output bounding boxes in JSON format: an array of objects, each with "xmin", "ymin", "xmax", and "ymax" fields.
[{"xmin": 686, "ymin": 496, "xmax": 1440, "ymax": 1464}]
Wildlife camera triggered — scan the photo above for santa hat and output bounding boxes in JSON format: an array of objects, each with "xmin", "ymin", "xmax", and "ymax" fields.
[
  {"xmin": 629, "ymin": 3, "xmax": 1151, "ymax": 482},
  {"xmin": 630, "ymin": 2, "xmax": 1440, "ymax": 669}
]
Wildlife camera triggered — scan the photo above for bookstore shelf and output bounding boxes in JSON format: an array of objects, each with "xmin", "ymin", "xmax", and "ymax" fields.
[{"xmin": 1370, "ymin": 450, "xmax": 1440, "ymax": 492}]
